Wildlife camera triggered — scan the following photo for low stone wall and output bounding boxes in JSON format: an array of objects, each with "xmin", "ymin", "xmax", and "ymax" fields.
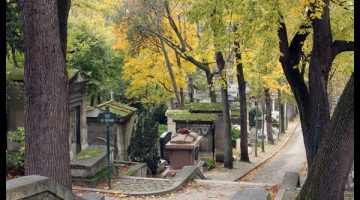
[
  {"xmin": 115, "ymin": 161, "xmax": 148, "ymax": 177},
  {"xmin": 6, "ymin": 175, "xmax": 84, "ymax": 200},
  {"xmin": 71, "ymin": 146, "xmax": 114, "ymax": 186}
]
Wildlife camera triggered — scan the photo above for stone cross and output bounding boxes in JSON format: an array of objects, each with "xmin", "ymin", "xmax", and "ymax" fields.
[{"xmin": 110, "ymin": 90, "xmax": 114, "ymax": 100}]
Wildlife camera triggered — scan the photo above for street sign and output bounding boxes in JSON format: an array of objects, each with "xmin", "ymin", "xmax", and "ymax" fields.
[{"xmin": 98, "ymin": 112, "xmax": 117, "ymax": 123}]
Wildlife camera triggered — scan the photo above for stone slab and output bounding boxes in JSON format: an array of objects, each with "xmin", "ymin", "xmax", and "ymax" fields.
[
  {"xmin": 81, "ymin": 193, "xmax": 105, "ymax": 200},
  {"xmin": 231, "ymin": 189, "xmax": 271, "ymax": 200},
  {"xmin": 280, "ymin": 172, "xmax": 300, "ymax": 189}
]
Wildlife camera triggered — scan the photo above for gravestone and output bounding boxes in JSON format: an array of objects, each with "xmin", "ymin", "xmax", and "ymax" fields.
[{"xmin": 159, "ymin": 131, "xmax": 172, "ymax": 163}]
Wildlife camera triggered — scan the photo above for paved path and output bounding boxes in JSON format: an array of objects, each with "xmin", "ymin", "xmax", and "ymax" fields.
[
  {"xmin": 243, "ymin": 125, "xmax": 307, "ymax": 185},
  {"xmin": 205, "ymin": 118, "xmax": 300, "ymax": 182}
]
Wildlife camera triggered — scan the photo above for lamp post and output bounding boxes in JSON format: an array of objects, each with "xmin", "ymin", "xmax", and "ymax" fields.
[{"xmin": 98, "ymin": 105, "xmax": 117, "ymax": 189}]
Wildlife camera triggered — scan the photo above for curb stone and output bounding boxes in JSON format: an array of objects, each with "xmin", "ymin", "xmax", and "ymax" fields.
[
  {"xmin": 73, "ymin": 165, "xmax": 207, "ymax": 196},
  {"xmin": 236, "ymin": 119, "xmax": 301, "ymax": 181}
]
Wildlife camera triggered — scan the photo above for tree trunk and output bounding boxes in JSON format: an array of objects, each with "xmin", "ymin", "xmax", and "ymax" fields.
[
  {"xmin": 23, "ymin": 0, "xmax": 71, "ymax": 189},
  {"xmin": 278, "ymin": 90, "xmax": 285, "ymax": 133},
  {"xmin": 264, "ymin": 88, "xmax": 274, "ymax": 144},
  {"xmin": 97, "ymin": 94, "xmax": 101, "ymax": 105},
  {"xmin": 297, "ymin": 74, "xmax": 353, "ymax": 200},
  {"xmin": 216, "ymin": 51, "xmax": 233, "ymax": 169},
  {"xmin": 186, "ymin": 74, "xmax": 194, "ymax": 102},
  {"xmin": 90, "ymin": 95, "xmax": 95, "ymax": 107},
  {"xmin": 159, "ymin": 36, "xmax": 182, "ymax": 109},
  {"xmin": 234, "ymin": 41, "xmax": 249, "ymax": 162},
  {"xmin": 206, "ymin": 73, "xmax": 217, "ymax": 103},
  {"xmin": 175, "ymin": 51, "xmax": 185, "ymax": 108}
]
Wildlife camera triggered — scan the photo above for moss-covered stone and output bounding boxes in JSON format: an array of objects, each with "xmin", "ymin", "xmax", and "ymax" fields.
[
  {"xmin": 166, "ymin": 110, "xmax": 190, "ymax": 116},
  {"xmin": 189, "ymin": 103, "xmax": 222, "ymax": 113},
  {"xmin": 231, "ymin": 109, "xmax": 240, "ymax": 116},
  {"xmin": 173, "ymin": 113, "xmax": 216, "ymax": 122},
  {"xmin": 73, "ymin": 147, "xmax": 102, "ymax": 161}
]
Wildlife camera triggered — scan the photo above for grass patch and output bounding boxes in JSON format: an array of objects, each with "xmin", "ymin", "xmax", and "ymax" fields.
[{"xmin": 74, "ymin": 147, "xmax": 102, "ymax": 161}]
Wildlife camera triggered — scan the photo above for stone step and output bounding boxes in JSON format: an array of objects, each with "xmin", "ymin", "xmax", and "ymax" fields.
[{"xmin": 231, "ymin": 189, "xmax": 271, "ymax": 200}]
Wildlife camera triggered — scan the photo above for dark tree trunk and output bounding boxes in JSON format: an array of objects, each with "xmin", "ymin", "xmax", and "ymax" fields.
[
  {"xmin": 216, "ymin": 51, "xmax": 233, "ymax": 169},
  {"xmin": 159, "ymin": 36, "xmax": 182, "ymax": 109},
  {"xmin": 90, "ymin": 95, "xmax": 95, "ymax": 107},
  {"xmin": 97, "ymin": 95, "xmax": 101, "ymax": 105},
  {"xmin": 186, "ymin": 74, "xmax": 194, "ymax": 102},
  {"xmin": 234, "ymin": 41, "xmax": 249, "ymax": 162},
  {"xmin": 297, "ymin": 74, "xmax": 353, "ymax": 200},
  {"xmin": 264, "ymin": 88, "xmax": 274, "ymax": 144},
  {"xmin": 23, "ymin": 0, "xmax": 71, "ymax": 190},
  {"xmin": 278, "ymin": 90, "xmax": 285, "ymax": 133},
  {"xmin": 180, "ymin": 87, "xmax": 185, "ymax": 108},
  {"xmin": 175, "ymin": 51, "xmax": 185, "ymax": 108},
  {"xmin": 206, "ymin": 73, "xmax": 217, "ymax": 103}
]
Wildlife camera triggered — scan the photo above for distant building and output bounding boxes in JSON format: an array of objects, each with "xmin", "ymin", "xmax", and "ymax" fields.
[{"xmin": 6, "ymin": 68, "xmax": 90, "ymax": 159}]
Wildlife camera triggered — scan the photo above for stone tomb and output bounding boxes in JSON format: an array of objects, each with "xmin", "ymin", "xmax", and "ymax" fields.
[
  {"xmin": 166, "ymin": 132, "xmax": 202, "ymax": 170},
  {"xmin": 159, "ymin": 131, "xmax": 172, "ymax": 164},
  {"xmin": 87, "ymin": 100, "xmax": 137, "ymax": 161}
]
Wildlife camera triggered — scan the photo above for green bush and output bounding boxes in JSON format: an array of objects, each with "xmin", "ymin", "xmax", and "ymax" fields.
[
  {"xmin": 157, "ymin": 124, "xmax": 168, "ymax": 137},
  {"xmin": 7, "ymin": 127, "xmax": 25, "ymax": 168},
  {"xmin": 249, "ymin": 108, "xmax": 262, "ymax": 126},
  {"xmin": 152, "ymin": 103, "xmax": 168, "ymax": 124},
  {"xmin": 231, "ymin": 127, "xmax": 239, "ymax": 148},
  {"xmin": 128, "ymin": 108, "xmax": 160, "ymax": 174}
]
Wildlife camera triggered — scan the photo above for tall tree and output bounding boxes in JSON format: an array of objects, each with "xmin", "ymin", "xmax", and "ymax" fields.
[
  {"xmin": 22, "ymin": 0, "xmax": 72, "ymax": 189},
  {"xmin": 234, "ymin": 41, "xmax": 249, "ymax": 162},
  {"xmin": 264, "ymin": 88, "xmax": 274, "ymax": 144},
  {"xmin": 216, "ymin": 52, "xmax": 233, "ymax": 169},
  {"xmin": 297, "ymin": 73, "xmax": 353, "ymax": 200},
  {"xmin": 277, "ymin": 0, "xmax": 354, "ymax": 172}
]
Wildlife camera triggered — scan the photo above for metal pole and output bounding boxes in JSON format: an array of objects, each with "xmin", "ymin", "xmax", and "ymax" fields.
[
  {"xmin": 106, "ymin": 122, "xmax": 111, "ymax": 188},
  {"xmin": 255, "ymin": 105, "xmax": 258, "ymax": 157},
  {"xmin": 261, "ymin": 112, "xmax": 265, "ymax": 152}
]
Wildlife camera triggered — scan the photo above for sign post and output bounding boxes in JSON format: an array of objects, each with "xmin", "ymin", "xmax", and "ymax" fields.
[{"xmin": 98, "ymin": 105, "xmax": 117, "ymax": 189}]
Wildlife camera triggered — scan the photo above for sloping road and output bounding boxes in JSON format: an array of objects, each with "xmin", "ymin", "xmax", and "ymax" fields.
[{"xmin": 245, "ymin": 125, "xmax": 307, "ymax": 185}]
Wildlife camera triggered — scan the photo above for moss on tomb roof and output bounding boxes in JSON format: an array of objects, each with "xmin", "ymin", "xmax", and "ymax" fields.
[
  {"xmin": 172, "ymin": 112, "xmax": 216, "ymax": 122},
  {"xmin": 95, "ymin": 100, "xmax": 137, "ymax": 118},
  {"xmin": 7, "ymin": 68, "xmax": 85, "ymax": 81},
  {"xmin": 230, "ymin": 109, "xmax": 240, "ymax": 116},
  {"xmin": 166, "ymin": 110, "xmax": 190, "ymax": 116},
  {"xmin": 189, "ymin": 103, "xmax": 222, "ymax": 113}
]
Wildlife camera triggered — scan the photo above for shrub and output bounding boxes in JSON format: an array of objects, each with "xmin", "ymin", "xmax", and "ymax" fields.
[
  {"xmin": 152, "ymin": 103, "xmax": 168, "ymax": 124},
  {"xmin": 231, "ymin": 127, "xmax": 239, "ymax": 148},
  {"xmin": 157, "ymin": 124, "xmax": 168, "ymax": 137},
  {"xmin": 249, "ymin": 107, "xmax": 262, "ymax": 126},
  {"xmin": 127, "ymin": 108, "xmax": 160, "ymax": 174},
  {"xmin": 7, "ymin": 127, "xmax": 25, "ymax": 176}
]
